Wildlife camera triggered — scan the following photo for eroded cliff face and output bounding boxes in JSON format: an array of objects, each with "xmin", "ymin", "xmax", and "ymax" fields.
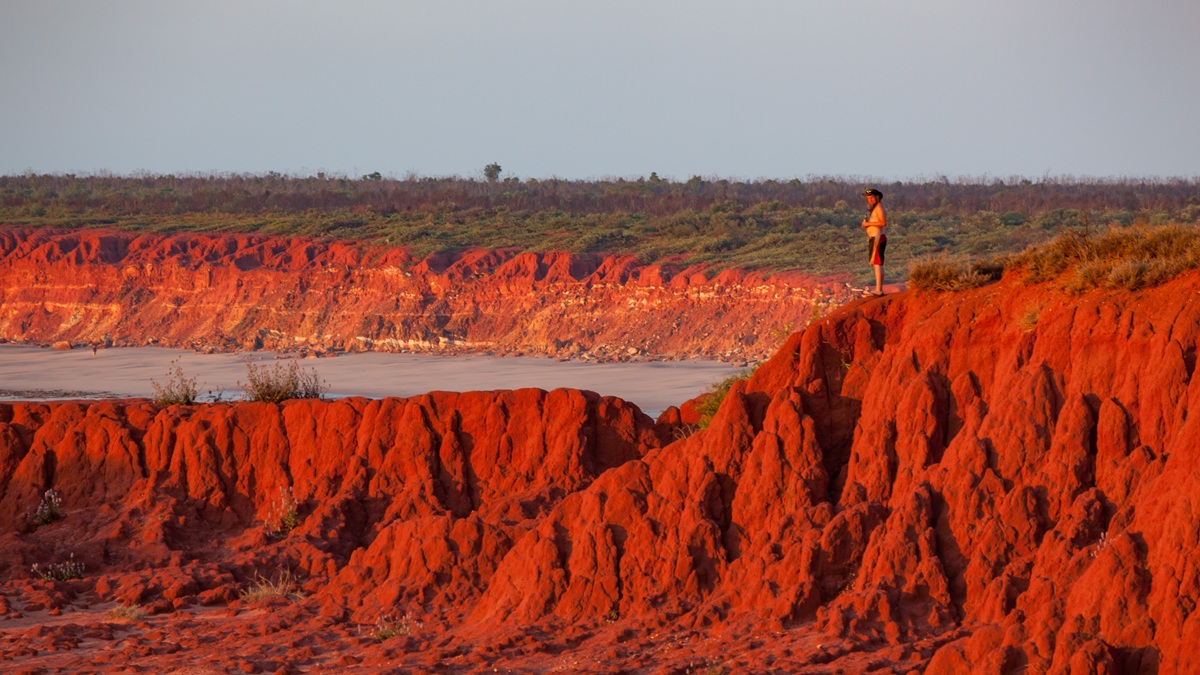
[
  {"xmin": 0, "ymin": 228, "xmax": 853, "ymax": 362},
  {"xmin": 2, "ymin": 269, "xmax": 1198, "ymax": 673}
]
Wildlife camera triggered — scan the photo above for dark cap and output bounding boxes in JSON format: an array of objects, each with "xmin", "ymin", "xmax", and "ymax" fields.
[{"xmin": 862, "ymin": 188, "xmax": 883, "ymax": 198}]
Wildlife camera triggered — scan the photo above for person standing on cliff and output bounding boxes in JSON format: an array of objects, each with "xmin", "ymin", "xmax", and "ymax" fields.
[{"xmin": 861, "ymin": 188, "xmax": 887, "ymax": 295}]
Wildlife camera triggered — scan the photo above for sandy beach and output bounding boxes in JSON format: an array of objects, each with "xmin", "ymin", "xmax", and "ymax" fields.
[{"xmin": 0, "ymin": 345, "xmax": 743, "ymax": 417}]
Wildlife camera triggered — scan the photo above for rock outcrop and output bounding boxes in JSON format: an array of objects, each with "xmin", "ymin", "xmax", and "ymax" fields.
[
  {"xmin": 2, "ymin": 267, "xmax": 1199, "ymax": 672},
  {"xmin": 0, "ymin": 228, "xmax": 853, "ymax": 362}
]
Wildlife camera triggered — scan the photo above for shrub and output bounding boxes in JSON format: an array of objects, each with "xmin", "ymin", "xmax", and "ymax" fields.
[
  {"xmin": 32, "ymin": 489, "xmax": 64, "ymax": 526},
  {"xmin": 239, "ymin": 357, "xmax": 327, "ymax": 403},
  {"xmin": 32, "ymin": 553, "xmax": 84, "ymax": 581},
  {"xmin": 151, "ymin": 357, "xmax": 199, "ymax": 406}
]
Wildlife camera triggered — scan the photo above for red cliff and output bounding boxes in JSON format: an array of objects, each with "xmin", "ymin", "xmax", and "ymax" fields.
[
  {"xmin": 0, "ymin": 228, "xmax": 854, "ymax": 362},
  {"xmin": 2, "ymin": 268, "xmax": 1199, "ymax": 672}
]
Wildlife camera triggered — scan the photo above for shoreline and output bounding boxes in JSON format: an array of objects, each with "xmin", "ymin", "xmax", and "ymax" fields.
[{"xmin": 0, "ymin": 344, "xmax": 744, "ymax": 417}]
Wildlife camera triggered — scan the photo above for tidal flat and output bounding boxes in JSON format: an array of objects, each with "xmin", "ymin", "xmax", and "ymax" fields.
[{"xmin": 0, "ymin": 344, "xmax": 742, "ymax": 417}]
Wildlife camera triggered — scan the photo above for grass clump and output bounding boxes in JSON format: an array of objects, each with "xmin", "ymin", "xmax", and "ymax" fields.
[
  {"xmin": 32, "ymin": 553, "xmax": 85, "ymax": 581},
  {"xmin": 239, "ymin": 357, "xmax": 327, "ymax": 403},
  {"xmin": 151, "ymin": 357, "xmax": 199, "ymax": 406},
  {"xmin": 104, "ymin": 604, "xmax": 146, "ymax": 622},
  {"xmin": 32, "ymin": 489, "xmax": 64, "ymax": 526},
  {"xmin": 696, "ymin": 369, "xmax": 754, "ymax": 429},
  {"xmin": 239, "ymin": 569, "xmax": 303, "ymax": 603},
  {"xmin": 908, "ymin": 255, "xmax": 1005, "ymax": 292},
  {"xmin": 910, "ymin": 222, "xmax": 1200, "ymax": 294},
  {"xmin": 1010, "ymin": 222, "xmax": 1200, "ymax": 291}
]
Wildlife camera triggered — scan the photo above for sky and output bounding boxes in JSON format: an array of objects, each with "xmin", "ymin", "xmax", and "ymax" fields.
[{"xmin": 2, "ymin": 1, "xmax": 1198, "ymax": 181}]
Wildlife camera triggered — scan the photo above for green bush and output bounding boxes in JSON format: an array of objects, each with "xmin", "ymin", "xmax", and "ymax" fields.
[{"xmin": 696, "ymin": 369, "xmax": 754, "ymax": 429}]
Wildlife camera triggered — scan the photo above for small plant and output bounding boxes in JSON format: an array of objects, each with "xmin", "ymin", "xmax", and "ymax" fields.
[
  {"xmin": 266, "ymin": 486, "xmax": 300, "ymax": 540},
  {"xmin": 370, "ymin": 612, "xmax": 421, "ymax": 642},
  {"xmin": 32, "ymin": 553, "xmax": 85, "ymax": 581},
  {"xmin": 696, "ymin": 369, "xmax": 754, "ymax": 429},
  {"xmin": 104, "ymin": 604, "xmax": 146, "ymax": 622},
  {"xmin": 770, "ymin": 320, "xmax": 796, "ymax": 341},
  {"xmin": 239, "ymin": 357, "xmax": 327, "ymax": 403},
  {"xmin": 32, "ymin": 489, "xmax": 64, "ymax": 526},
  {"xmin": 239, "ymin": 569, "xmax": 303, "ymax": 603},
  {"xmin": 151, "ymin": 357, "xmax": 199, "ymax": 406}
]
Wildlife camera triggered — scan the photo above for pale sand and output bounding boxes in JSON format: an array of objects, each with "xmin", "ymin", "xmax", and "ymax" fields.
[{"xmin": 0, "ymin": 345, "xmax": 745, "ymax": 417}]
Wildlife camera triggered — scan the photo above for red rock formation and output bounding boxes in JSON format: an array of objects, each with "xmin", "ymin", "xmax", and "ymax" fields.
[
  {"xmin": 3, "ymin": 268, "xmax": 1200, "ymax": 672},
  {"xmin": 0, "ymin": 227, "xmax": 853, "ymax": 362}
]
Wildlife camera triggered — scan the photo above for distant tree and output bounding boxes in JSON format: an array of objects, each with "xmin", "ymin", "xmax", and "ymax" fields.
[{"xmin": 484, "ymin": 163, "xmax": 502, "ymax": 182}]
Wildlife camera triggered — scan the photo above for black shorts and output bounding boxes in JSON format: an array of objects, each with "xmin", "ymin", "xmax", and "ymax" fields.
[{"xmin": 868, "ymin": 234, "xmax": 887, "ymax": 266}]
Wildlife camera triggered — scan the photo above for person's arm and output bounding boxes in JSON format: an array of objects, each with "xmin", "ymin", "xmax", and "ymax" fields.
[{"xmin": 862, "ymin": 205, "xmax": 886, "ymax": 228}]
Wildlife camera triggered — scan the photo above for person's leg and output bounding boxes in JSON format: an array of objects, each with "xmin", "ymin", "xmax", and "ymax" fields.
[
  {"xmin": 867, "ymin": 236, "xmax": 877, "ymax": 292},
  {"xmin": 873, "ymin": 235, "xmax": 887, "ymax": 294}
]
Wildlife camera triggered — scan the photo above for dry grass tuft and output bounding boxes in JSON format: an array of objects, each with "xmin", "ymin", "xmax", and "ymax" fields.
[
  {"xmin": 239, "ymin": 569, "xmax": 303, "ymax": 603},
  {"xmin": 1012, "ymin": 223, "xmax": 1200, "ymax": 292},
  {"xmin": 910, "ymin": 222, "xmax": 1200, "ymax": 294},
  {"xmin": 104, "ymin": 604, "xmax": 146, "ymax": 622},
  {"xmin": 908, "ymin": 255, "xmax": 1005, "ymax": 292}
]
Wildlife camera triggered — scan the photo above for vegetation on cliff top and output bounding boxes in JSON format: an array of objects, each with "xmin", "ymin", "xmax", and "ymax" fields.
[
  {"xmin": 910, "ymin": 222, "xmax": 1200, "ymax": 293},
  {"xmin": 2, "ymin": 173, "xmax": 1198, "ymax": 281}
]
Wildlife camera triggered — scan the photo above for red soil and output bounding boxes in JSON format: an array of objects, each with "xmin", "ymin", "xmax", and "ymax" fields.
[
  {"xmin": 3, "ymin": 267, "xmax": 1199, "ymax": 673},
  {"xmin": 0, "ymin": 228, "xmax": 854, "ymax": 363}
]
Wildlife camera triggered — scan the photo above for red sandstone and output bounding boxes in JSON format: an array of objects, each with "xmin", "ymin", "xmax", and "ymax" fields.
[
  {"xmin": 1, "ymin": 259, "xmax": 1198, "ymax": 672},
  {"xmin": 0, "ymin": 228, "xmax": 854, "ymax": 363}
]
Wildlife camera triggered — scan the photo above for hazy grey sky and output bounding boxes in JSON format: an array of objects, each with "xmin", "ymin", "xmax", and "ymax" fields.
[{"xmin": 2, "ymin": 1, "xmax": 1198, "ymax": 180}]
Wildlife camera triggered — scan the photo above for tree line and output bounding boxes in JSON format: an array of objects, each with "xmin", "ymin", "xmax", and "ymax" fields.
[{"xmin": 3, "ymin": 172, "xmax": 1197, "ymax": 219}]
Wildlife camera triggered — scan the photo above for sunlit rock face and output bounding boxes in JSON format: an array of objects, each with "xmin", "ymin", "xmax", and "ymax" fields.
[
  {"xmin": 0, "ymin": 228, "xmax": 853, "ymax": 362},
  {"xmin": 2, "ymin": 246, "xmax": 1198, "ymax": 673}
]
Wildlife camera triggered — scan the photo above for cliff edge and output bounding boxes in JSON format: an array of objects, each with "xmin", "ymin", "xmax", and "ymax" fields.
[
  {"xmin": 2, "ymin": 267, "xmax": 1197, "ymax": 672},
  {"xmin": 0, "ymin": 228, "xmax": 854, "ymax": 362}
]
